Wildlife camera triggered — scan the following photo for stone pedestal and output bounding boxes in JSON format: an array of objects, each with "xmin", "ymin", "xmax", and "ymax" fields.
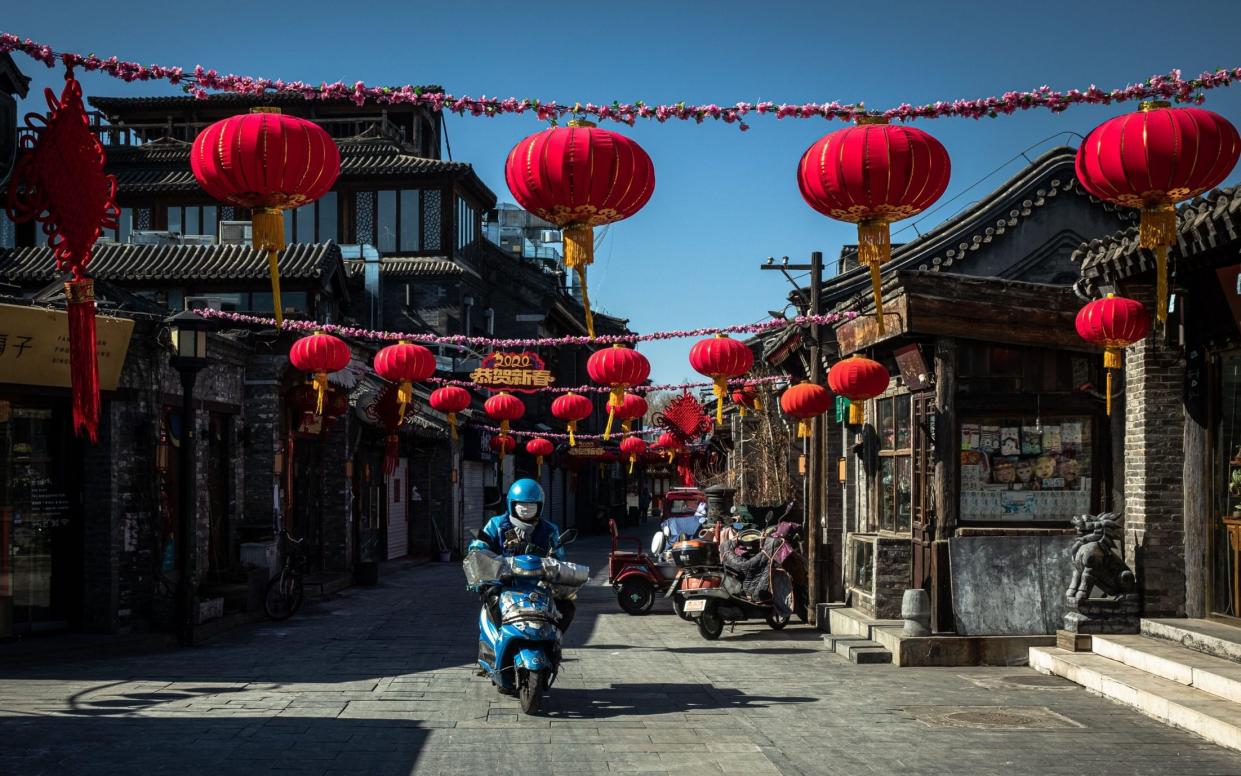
[
  {"xmin": 1062, "ymin": 595, "xmax": 1140, "ymax": 635},
  {"xmin": 1056, "ymin": 630, "xmax": 1093, "ymax": 652}
]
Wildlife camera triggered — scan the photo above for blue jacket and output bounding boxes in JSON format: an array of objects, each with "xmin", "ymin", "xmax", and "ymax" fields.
[{"xmin": 478, "ymin": 514, "xmax": 565, "ymax": 560}]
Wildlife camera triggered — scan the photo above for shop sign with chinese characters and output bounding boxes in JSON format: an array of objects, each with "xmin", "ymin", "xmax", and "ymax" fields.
[
  {"xmin": 470, "ymin": 351, "xmax": 554, "ymax": 393},
  {"xmin": 0, "ymin": 303, "xmax": 133, "ymax": 390}
]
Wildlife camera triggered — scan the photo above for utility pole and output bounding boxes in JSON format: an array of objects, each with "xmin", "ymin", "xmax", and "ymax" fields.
[{"xmin": 761, "ymin": 252, "xmax": 825, "ymax": 626}]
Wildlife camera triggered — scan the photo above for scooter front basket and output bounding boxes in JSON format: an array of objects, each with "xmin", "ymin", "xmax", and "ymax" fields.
[{"xmin": 463, "ymin": 550, "xmax": 506, "ymax": 587}]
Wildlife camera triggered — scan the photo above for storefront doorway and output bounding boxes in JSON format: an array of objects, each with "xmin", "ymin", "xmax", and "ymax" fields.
[{"xmin": 1211, "ymin": 352, "xmax": 1241, "ymax": 620}]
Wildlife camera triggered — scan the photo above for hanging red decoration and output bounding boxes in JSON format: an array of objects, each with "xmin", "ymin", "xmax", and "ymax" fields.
[
  {"xmin": 1075, "ymin": 103, "xmax": 1239, "ymax": 326},
  {"xmin": 5, "ymin": 67, "xmax": 120, "ymax": 442},
  {"xmin": 587, "ymin": 345, "xmax": 651, "ymax": 439},
  {"xmin": 656, "ymin": 431, "xmax": 685, "ymax": 463},
  {"xmin": 551, "ymin": 391, "xmax": 593, "ymax": 447},
  {"xmin": 798, "ymin": 119, "xmax": 950, "ymax": 335},
  {"xmin": 526, "ymin": 437, "xmax": 555, "ymax": 467},
  {"xmin": 484, "ymin": 391, "xmax": 525, "ymax": 435},
  {"xmin": 505, "ymin": 121, "xmax": 655, "ymax": 338},
  {"xmin": 614, "ymin": 392, "xmax": 649, "ymax": 434},
  {"xmin": 367, "ymin": 383, "xmax": 407, "ymax": 475},
  {"xmin": 619, "ymin": 437, "xmax": 648, "ymax": 475},
  {"xmin": 373, "ymin": 340, "xmax": 436, "ymax": 427},
  {"xmin": 779, "ymin": 382, "xmax": 832, "ymax": 438},
  {"xmin": 429, "ymin": 385, "xmax": 472, "ymax": 440},
  {"xmin": 827, "ymin": 355, "xmax": 890, "ymax": 425},
  {"xmin": 688, "ymin": 334, "xmax": 754, "ymax": 425},
  {"xmin": 731, "ymin": 385, "xmax": 762, "ymax": 417},
  {"xmin": 1075, "ymin": 294, "xmax": 1151, "ymax": 416},
  {"xmin": 655, "ymin": 393, "xmax": 713, "ymax": 443},
  {"xmin": 190, "ymin": 109, "xmax": 341, "ymax": 328},
  {"xmin": 288, "ymin": 331, "xmax": 351, "ymax": 415},
  {"xmin": 490, "ymin": 433, "xmax": 517, "ymax": 461}
]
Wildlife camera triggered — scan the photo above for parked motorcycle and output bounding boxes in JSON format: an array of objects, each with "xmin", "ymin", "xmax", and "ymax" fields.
[{"xmin": 463, "ymin": 530, "xmax": 589, "ymax": 714}]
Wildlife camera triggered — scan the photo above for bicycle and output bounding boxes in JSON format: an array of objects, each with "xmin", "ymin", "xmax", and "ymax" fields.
[{"xmin": 264, "ymin": 530, "xmax": 306, "ymax": 620}]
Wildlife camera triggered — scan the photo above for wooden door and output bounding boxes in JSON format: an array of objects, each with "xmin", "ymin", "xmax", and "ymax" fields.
[{"xmin": 911, "ymin": 392, "xmax": 935, "ymax": 591}]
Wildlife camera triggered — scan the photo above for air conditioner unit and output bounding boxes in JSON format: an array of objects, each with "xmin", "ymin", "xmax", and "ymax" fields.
[
  {"xmin": 218, "ymin": 221, "xmax": 252, "ymax": 246},
  {"xmin": 180, "ymin": 234, "xmax": 216, "ymax": 246},
  {"xmin": 184, "ymin": 296, "xmax": 223, "ymax": 311},
  {"xmin": 94, "ymin": 236, "xmax": 116, "ymax": 246},
  {"xmin": 538, "ymin": 229, "xmax": 561, "ymax": 243}
]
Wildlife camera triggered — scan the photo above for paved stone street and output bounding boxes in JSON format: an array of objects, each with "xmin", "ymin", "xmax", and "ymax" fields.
[{"xmin": 3, "ymin": 535, "xmax": 1241, "ymax": 776}]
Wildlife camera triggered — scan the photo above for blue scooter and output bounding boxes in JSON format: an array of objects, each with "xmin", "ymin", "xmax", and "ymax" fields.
[{"xmin": 463, "ymin": 529, "xmax": 589, "ymax": 714}]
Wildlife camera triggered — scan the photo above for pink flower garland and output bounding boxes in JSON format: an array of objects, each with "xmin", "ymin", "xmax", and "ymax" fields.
[
  {"xmin": 468, "ymin": 422, "xmax": 659, "ymax": 441},
  {"xmin": 196, "ymin": 308, "xmax": 854, "ymax": 347},
  {"xmin": 2, "ymin": 32, "xmax": 1234, "ymax": 131},
  {"xmin": 427, "ymin": 375, "xmax": 786, "ymax": 395}
]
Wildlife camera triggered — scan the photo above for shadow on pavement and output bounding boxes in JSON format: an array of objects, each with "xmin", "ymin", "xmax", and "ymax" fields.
[{"xmin": 542, "ymin": 681, "xmax": 815, "ymax": 719}]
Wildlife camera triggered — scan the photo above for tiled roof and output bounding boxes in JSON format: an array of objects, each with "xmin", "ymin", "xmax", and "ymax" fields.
[
  {"xmin": 1073, "ymin": 184, "xmax": 1241, "ymax": 297},
  {"xmin": 343, "ymin": 257, "xmax": 466, "ymax": 278},
  {"xmin": 0, "ymin": 242, "xmax": 343, "ymax": 284}
]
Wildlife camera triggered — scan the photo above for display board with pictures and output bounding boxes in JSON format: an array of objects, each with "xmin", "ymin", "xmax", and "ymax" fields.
[{"xmin": 958, "ymin": 415, "xmax": 1092, "ymax": 522}]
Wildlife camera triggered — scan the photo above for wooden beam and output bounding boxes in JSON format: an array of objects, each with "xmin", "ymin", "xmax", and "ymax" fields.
[{"xmin": 835, "ymin": 294, "xmax": 908, "ymax": 355}]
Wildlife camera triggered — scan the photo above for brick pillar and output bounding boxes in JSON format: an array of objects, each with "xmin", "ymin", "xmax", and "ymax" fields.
[{"xmin": 1122, "ymin": 283, "xmax": 1186, "ymax": 618}]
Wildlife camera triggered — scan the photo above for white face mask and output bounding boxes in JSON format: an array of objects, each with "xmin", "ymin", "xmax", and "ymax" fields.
[{"xmin": 514, "ymin": 503, "xmax": 540, "ymax": 522}]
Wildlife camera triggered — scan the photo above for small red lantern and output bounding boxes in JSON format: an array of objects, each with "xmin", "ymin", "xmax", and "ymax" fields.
[
  {"xmin": 619, "ymin": 436, "xmax": 648, "ymax": 475},
  {"xmin": 490, "ymin": 433, "xmax": 517, "ymax": 461},
  {"xmin": 429, "ymin": 386, "xmax": 472, "ymax": 440},
  {"xmin": 827, "ymin": 355, "xmax": 890, "ymax": 425},
  {"xmin": 506, "ymin": 121, "xmax": 655, "ymax": 338},
  {"xmin": 731, "ymin": 385, "xmax": 762, "ymax": 417},
  {"xmin": 780, "ymin": 382, "xmax": 833, "ymax": 438},
  {"xmin": 289, "ymin": 331, "xmax": 351, "ymax": 415},
  {"xmin": 689, "ymin": 334, "xmax": 754, "ymax": 425},
  {"xmin": 191, "ymin": 109, "xmax": 341, "ymax": 327},
  {"xmin": 484, "ymin": 391, "xmax": 525, "ymax": 435},
  {"xmin": 614, "ymin": 392, "xmax": 649, "ymax": 434},
  {"xmin": 1076, "ymin": 103, "xmax": 1239, "ymax": 325},
  {"xmin": 656, "ymin": 431, "xmax": 685, "ymax": 463},
  {"xmin": 1076, "ymin": 294, "xmax": 1151, "ymax": 416},
  {"xmin": 374, "ymin": 341, "xmax": 436, "ymax": 426},
  {"xmin": 587, "ymin": 345, "xmax": 651, "ymax": 439},
  {"xmin": 551, "ymin": 391, "xmax": 594, "ymax": 447},
  {"xmin": 798, "ymin": 119, "xmax": 950, "ymax": 334},
  {"xmin": 526, "ymin": 437, "xmax": 555, "ymax": 467}
]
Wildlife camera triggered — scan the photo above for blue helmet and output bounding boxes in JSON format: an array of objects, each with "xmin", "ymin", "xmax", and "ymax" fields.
[{"xmin": 507, "ymin": 478, "xmax": 545, "ymax": 525}]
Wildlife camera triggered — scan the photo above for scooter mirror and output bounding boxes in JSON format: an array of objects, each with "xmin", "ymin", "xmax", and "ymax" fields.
[{"xmin": 554, "ymin": 529, "xmax": 579, "ymax": 550}]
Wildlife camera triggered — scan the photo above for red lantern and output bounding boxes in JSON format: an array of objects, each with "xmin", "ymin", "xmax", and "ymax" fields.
[
  {"xmin": 484, "ymin": 391, "xmax": 525, "ymax": 435},
  {"xmin": 490, "ymin": 433, "xmax": 516, "ymax": 461},
  {"xmin": 587, "ymin": 345, "xmax": 651, "ymax": 439},
  {"xmin": 798, "ymin": 119, "xmax": 950, "ymax": 334},
  {"xmin": 191, "ymin": 110, "xmax": 341, "ymax": 327},
  {"xmin": 288, "ymin": 382, "xmax": 318, "ymax": 428},
  {"xmin": 429, "ymin": 386, "xmax": 472, "ymax": 440},
  {"xmin": 1076, "ymin": 294, "xmax": 1151, "ymax": 416},
  {"xmin": 1076, "ymin": 103, "xmax": 1239, "ymax": 325},
  {"xmin": 526, "ymin": 437, "xmax": 555, "ymax": 467},
  {"xmin": 780, "ymin": 382, "xmax": 833, "ymax": 438},
  {"xmin": 373, "ymin": 340, "xmax": 436, "ymax": 426},
  {"xmin": 551, "ymin": 391, "xmax": 593, "ymax": 447},
  {"xmin": 614, "ymin": 392, "xmax": 649, "ymax": 434},
  {"xmin": 619, "ymin": 436, "xmax": 648, "ymax": 475},
  {"xmin": 505, "ymin": 121, "xmax": 655, "ymax": 338},
  {"xmin": 689, "ymin": 335, "xmax": 754, "ymax": 425},
  {"xmin": 656, "ymin": 431, "xmax": 685, "ymax": 463},
  {"xmin": 289, "ymin": 331, "xmax": 351, "ymax": 415},
  {"xmin": 828, "ymin": 355, "xmax": 890, "ymax": 425},
  {"xmin": 731, "ymin": 385, "xmax": 762, "ymax": 417}
]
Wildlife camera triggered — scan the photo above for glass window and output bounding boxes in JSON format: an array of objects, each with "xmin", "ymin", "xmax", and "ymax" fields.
[
  {"xmin": 377, "ymin": 190, "xmax": 397, "ymax": 252},
  {"xmin": 117, "ymin": 208, "xmax": 133, "ymax": 243},
  {"xmin": 318, "ymin": 192, "xmax": 337, "ymax": 243},
  {"xmin": 422, "ymin": 190, "xmax": 442, "ymax": 250},
  {"xmin": 0, "ymin": 212, "xmax": 15, "ymax": 249},
  {"xmin": 295, "ymin": 203, "xmax": 314, "ymax": 243},
  {"xmin": 878, "ymin": 399, "xmax": 895, "ymax": 450},
  {"xmin": 400, "ymin": 190, "xmax": 420, "ymax": 251},
  {"xmin": 202, "ymin": 206, "xmax": 217, "ymax": 238},
  {"xmin": 166, "ymin": 207, "xmax": 181, "ymax": 234},
  {"xmin": 895, "ymin": 394, "xmax": 911, "ymax": 449},
  {"xmin": 184, "ymin": 207, "xmax": 200, "ymax": 235}
]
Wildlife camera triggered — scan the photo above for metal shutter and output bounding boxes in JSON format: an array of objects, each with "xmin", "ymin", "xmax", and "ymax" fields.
[
  {"xmin": 386, "ymin": 457, "xmax": 409, "ymax": 560},
  {"xmin": 462, "ymin": 461, "xmax": 487, "ymax": 548}
]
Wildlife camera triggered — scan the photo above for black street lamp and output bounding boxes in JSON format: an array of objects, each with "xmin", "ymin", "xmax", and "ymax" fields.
[{"xmin": 166, "ymin": 309, "xmax": 212, "ymax": 646}]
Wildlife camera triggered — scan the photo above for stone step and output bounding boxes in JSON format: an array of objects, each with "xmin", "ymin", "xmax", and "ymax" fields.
[
  {"xmin": 1143, "ymin": 618, "xmax": 1241, "ymax": 664},
  {"xmin": 1030, "ymin": 646, "xmax": 1241, "ymax": 752},
  {"xmin": 822, "ymin": 634, "xmax": 892, "ymax": 664},
  {"xmin": 1093, "ymin": 634, "xmax": 1241, "ymax": 705}
]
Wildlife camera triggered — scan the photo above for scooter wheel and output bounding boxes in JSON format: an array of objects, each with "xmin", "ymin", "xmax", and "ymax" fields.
[
  {"xmin": 766, "ymin": 612, "xmax": 790, "ymax": 631},
  {"xmin": 697, "ymin": 604, "xmax": 724, "ymax": 640},
  {"xmin": 617, "ymin": 578, "xmax": 655, "ymax": 615},
  {"xmin": 518, "ymin": 668, "xmax": 548, "ymax": 715},
  {"xmin": 672, "ymin": 594, "xmax": 692, "ymax": 621}
]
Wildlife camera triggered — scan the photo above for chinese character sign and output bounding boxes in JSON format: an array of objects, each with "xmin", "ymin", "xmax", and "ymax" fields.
[{"xmin": 470, "ymin": 351, "xmax": 555, "ymax": 393}]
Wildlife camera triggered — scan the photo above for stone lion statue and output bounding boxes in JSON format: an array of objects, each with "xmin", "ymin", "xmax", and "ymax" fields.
[{"xmin": 1066, "ymin": 512, "xmax": 1136, "ymax": 602}]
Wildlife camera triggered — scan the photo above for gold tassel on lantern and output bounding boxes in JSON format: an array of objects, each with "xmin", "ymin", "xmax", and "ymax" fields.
[
  {"xmin": 1103, "ymin": 346, "xmax": 1123, "ymax": 416},
  {"xmin": 312, "ymin": 370, "xmax": 329, "ymax": 415},
  {"xmin": 396, "ymin": 381, "xmax": 412, "ymax": 425},
  {"xmin": 628, "ymin": 456, "xmax": 636, "ymax": 475},
  {"xmin": 501, "ymin": 419, "xmax": 510, "ymax": 435},
  {"xmin": 848, "ymin": 401, "xmax": 865, "ymax": 426},
  {"xmin": 565, "ymin": 228, "xmax": 595, "ymax": 339},
  {"xmin": 857, "ymin": 219, "xmax": 891, "ymax": 336},
  {"xmin": 711, "ymin": 377, "xmax": 726, "ymax": 426},
  {"xmin": 1139, "ymin": 202, "xmax": 1176, "ymax": 326},
  {"xmin": 603, "ymin": 387, "xmax": 623, "ymax": 440},
  {"xmin": 667, "ymin": 449, "xmax": 675, "ymax": 464},
  {"xmin": 537, "ymin": 454, "xmax": 545, "ymax": 467},
  {"xmin": 251, "ymin": 207, "xmax": 286, "ymax": 328},
  {"xmin": 567, "ymin": 420, "xmax": 577, "ymax": 447},
  {"xmin": 797, "ymin": 418, "xmax": 811, "ymax": 438},
  {"xmin": 448, "ymin": 413, "xmax": 459, "ymax": 441}
]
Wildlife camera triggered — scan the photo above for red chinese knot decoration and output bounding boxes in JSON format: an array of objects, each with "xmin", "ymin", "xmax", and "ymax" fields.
[
  {"xmin": 551, "ymin": 391, "xmax": 593, "ymax": 446},
  {"xmin": 289, "ymin": 331, "xmax": 351, "ymax": 415},
  {"xmin": 798, "ymin": 119, "xmax": 950, "ymax": 334},
  {"xmin": 587, "ymin": 345, "xmax": 651, "ymax": 440},
  {"xmin": 619, "ymin": 436, "xmax": 648, "ymax": 475},
  {"xmin": 373, "ymin": 340, "xmax": 436, "ymax": 426},
  {"xmin": 779, "ymin": 382, "xmax": 832, "ymax": 438},
  {"xmin": 429, "ymin": 385, "xmax": 472, "ymax": 440},
  {"xmin": 484, "ymin": 391, "xmax": 525, "ymax": 435},
  {"xmin": 1075, "ymin": 103, "xmax": 1239, "ymax": 326},
  {"xmin": 827, "ymin": 355, "xmax": 890, "ymax": 425},
  {"xmin": 5, "ymin": 68, "xmax": 120, "ymax": 442},
  {"xmin": 1075, "ymin": 294, "xmax": 1151, "ymax": 416},
  {"xmin": 505, "ymin": 121, "xmax": 655, "ymax": 338},
  {"xmin": 655, "ymin": 393, "xmax": 713, "ymax": 443},
  {"xmin": 688, "ymin": 334, "xmax": 754, "ymax": 425},
  {"xmin": 526, "ymin": 437, "xmax": 555, "ymax": 467},
  {"xmin": 190, "ymin": 109, "xmax": 340, "ymax": 327}
]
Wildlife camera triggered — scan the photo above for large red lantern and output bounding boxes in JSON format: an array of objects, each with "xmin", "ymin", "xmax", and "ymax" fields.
[
  {"xmin": 614, "ymin": 392, "xmax": 649, "ymax": 434},
  {"xmin": 619, "ymin": 436, "xmax": 648, "ymax": 475},
  {"xmin": 526, "ymin": 437, "xmax": 555, "ymax": 467},
  {"xmin": 1075, "ymin": 294, "xmax": 1151, "ymax": 416},
  {"xmin": 656, "ymin": 431, "xmax": 684, "ymax": 463},
  {"xmin": 827, "ymin": 355, "xmax": 890, "ymax": 425},
  {"xmin": 731, "ymin": 385, "xmax": 762, "ymax": 417},
  {"xmin": 1076, "ymin": 103, "xmax": 1239, "ymax": 325},
  {"xmin": 490, "ymin": 433, "xmax": 516, "ymax": 461},
  {"xmin": 551, "ymin": 391, "xmax": 593, "ymax": 446},
  {"xmin": 289, "ymin": 331, "xmax": 351, "ymax": 415},
  {"xmin": 373, "ymin": 341, "xmax": 436, "ymax": 426},
  {"xmin": 689, "ymin": 335, "xmax": 755, "ymax": 425},
  {"xmin": 587, "ymin": 345, "xmax": 651, "ymax": 439},
  {"xmin": 429, "ymin": 385, "xmax": 472, "ymax": 440},
  {"xmin": 779, "ymin": 382, "xmax": 832, "ymax": 438},
  {"xmin": 484, "ymin": 391, "xmax": 525, "ymax": 435},
  {"xmin": 505, "ymin": 121, "xmax": 655, "ymax": 338},
  {"xmin": 798, "ymin": 119, "xmax": 950, "ymax": 334},
  {"xmin": 191, "ymin": 110, "xmax": 341, "ymax": 327}
]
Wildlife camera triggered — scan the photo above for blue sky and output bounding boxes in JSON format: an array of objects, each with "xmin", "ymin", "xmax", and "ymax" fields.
[{"xmin": 7, "ymin": 1, "xmax": 1241, "ymax": 382}]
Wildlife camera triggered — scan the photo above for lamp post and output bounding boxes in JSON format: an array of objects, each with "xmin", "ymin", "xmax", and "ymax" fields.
[{"xmin": 166, "ymin": 309, "xmax": 212, "ymax": 646}]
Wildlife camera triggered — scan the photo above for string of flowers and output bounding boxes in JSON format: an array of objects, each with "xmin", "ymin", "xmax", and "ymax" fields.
[
  {"xmin": 2, "ymin": 33, "xmax": 1234, "ymax": 131},
  {"xmin": 467, "ymin": 422, "xmax": 661, "ymax": 441},
  {"xmin": 428, "ymin": 375, "xmax": 786, "ymax": 395},
  {"xmin": 197, "ymin": 307, "xmax": 853, "ymax": 346}
]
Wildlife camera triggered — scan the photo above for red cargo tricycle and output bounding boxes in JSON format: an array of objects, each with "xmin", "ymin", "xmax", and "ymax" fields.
[{"xmin": 607, "ymin": 519, "xmax": 677, "ymax": 615}]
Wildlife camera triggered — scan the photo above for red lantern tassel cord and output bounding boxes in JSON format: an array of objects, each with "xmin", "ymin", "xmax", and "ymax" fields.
[
  {"xmin": 383, "ymin": 434, "xmax": 399, "ymax": 475},
  {"xmin": 603, "ymin": 388, "xmax": 624, "ymax": 440},
  {"xmin": 857, "ymin": 219, "xmax": 890, "ymax": 336},
  {"xmin": 1103, "ymin": 347, "xmax": 1123, "ymax": 417},
  {"xmin": 712, "ymin": 378, "xmax": 726, "ymax": 426},
  {"xmin": 65, "ymin": 280, "xmax": 100, "ymax": 442},
  {"xmin": 1139, "ymin": 203, "xmax": 1177, "ymax": 326}
]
